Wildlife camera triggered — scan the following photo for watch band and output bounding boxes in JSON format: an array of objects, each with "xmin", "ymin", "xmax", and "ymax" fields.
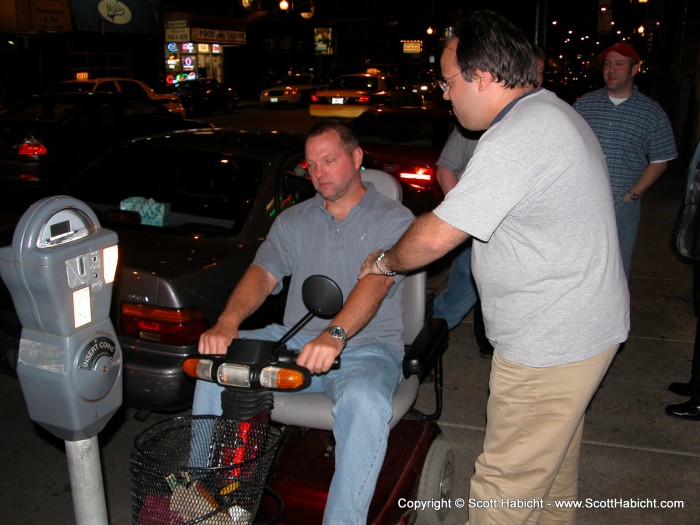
[
  {"xmin": 375, "ymin": 251, "xmax": 396, "ymax": 276},
  {"xmin": 323, "ymin": 325, "xmax": 347, "ymax": 350}
]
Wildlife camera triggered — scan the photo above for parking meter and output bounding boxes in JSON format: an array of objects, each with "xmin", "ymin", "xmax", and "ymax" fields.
[{"xmin": 0, "ymin": 195, "xmax": 121, "ymax": 441}]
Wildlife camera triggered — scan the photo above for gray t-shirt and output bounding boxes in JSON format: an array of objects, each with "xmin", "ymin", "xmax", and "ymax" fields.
[
  {"xmin": 254, "ymin": 182, "xmax": 414, "ymax": 352},
  {"xmin": 434, "ymin": 89, "xmax": 630, "ymax": 367},
  {"xmin": 437, "ymin": 127, "xmax": 479, "ymax": 178}
]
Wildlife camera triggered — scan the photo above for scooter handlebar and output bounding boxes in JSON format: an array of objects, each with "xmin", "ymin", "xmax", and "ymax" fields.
[{"xmin": 277, "ymin": 347, "xmax": 341, "ymax": 370}]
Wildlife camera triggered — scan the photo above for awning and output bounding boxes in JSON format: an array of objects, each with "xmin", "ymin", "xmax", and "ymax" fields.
[{"xmin": 68, "ymin": 0, "xmax": 160, "ymax": 35}]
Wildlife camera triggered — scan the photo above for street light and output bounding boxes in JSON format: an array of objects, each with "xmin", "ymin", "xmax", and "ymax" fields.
[{"xmin": 279, "ymin": 0, "xmax": 289, "ymax": 10}]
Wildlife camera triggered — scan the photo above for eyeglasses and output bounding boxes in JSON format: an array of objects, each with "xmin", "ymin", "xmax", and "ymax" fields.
[{"xmin": 436, "ymin": 71, "xmax": 462, "ymax": 92}]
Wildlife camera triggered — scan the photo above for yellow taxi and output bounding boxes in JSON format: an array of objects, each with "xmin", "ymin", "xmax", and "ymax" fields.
[{"xmin": 309, "ymin": 69, "xmax": 423, "ymax": 119}]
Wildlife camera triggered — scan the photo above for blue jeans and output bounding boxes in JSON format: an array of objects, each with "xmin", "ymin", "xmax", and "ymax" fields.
[
  {"xmin": 615, "ymin": 201, "xmax": 641, "ymax": 278},
  {"xmin": 433, "ymin": 242, "xmax": 479, "ymax": 329},
  {"xmin": 192, "ymin": 324, "xmax": 404, "ymax": 525}
]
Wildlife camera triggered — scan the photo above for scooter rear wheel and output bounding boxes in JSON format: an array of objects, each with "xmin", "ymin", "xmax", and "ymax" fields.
[{"xmin": 415, "ymin": 436, "xmax": 454, "ymax": 525}]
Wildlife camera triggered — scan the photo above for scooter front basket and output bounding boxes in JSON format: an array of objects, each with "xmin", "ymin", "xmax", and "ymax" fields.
[{"xmin": 130, "ymin": 415, "xmax": 281, "ymax": 525}]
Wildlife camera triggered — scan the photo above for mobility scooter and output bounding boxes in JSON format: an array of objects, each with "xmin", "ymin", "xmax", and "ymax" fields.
[{"xmin": 131, "ymin": 171, "xmax": 452, "ymax": 525}]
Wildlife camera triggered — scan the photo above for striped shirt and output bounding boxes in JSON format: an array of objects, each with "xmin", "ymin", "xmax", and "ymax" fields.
[{"xmin": 574, "ymin": 86, "xmax": 677, "ymax": 208}]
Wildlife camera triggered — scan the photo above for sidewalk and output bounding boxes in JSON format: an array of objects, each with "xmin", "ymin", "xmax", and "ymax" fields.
[{"xmin": 0, "ymin": 151, "xmax": 698, "ymax": 524}]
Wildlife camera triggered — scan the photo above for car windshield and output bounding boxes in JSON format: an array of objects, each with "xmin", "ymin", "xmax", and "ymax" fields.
[
  {"xmin": 330, "ymin": 76, "xmax": 379, "ymax": 91},
  {"xmin": 172, "ymin": 81, "xmax": 204, "ymax": 94},
  {"xmin": 63, "ymin": 142, "xmax": 262, "ymax": 235}
]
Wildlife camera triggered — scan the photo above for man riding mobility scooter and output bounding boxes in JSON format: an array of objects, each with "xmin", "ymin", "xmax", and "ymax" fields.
[{"xmin": 129, "ymin": 170, "xmax": 453, "ymax": 525}]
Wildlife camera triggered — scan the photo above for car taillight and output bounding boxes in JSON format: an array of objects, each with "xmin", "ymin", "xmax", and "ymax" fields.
[
  {"xmin": 120, "ymin": 302, "xmax": 210, "ymax": 346},
  {"xmin": 17, "ymin": 139, "xmax": 47, "ymax": 156},
  {"xmin": 310, "ymin": 94, "xmax": 319, "ymax": 102},
  {"xmin": 358, "ymin": 95, "xmax": 371, "ymax": 104},
  {"xmin": 399, "ymin": 166, "xmax": 434, "ymax": 189}
]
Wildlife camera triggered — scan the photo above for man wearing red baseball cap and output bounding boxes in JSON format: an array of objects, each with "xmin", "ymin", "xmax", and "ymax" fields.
[
  {"xmin": 598, "ymin": 41, "xmax": 640, "ymax": 63},
  {"xmin": 574, "ymin": 41, "xmax": 677, "ymax": 278}
]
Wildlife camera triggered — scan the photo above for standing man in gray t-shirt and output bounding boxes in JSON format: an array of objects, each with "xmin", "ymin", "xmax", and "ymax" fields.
[{"xmin": 360, "ymin": 11, "xmax": 629, "ymax": 524}]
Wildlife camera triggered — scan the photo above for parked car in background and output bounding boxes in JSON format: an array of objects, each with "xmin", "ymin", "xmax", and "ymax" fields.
[
  {"xmin": 170, "ymin": 78, "xmax": 239, "ymax": 117},
  {"xmin": 260, "ymin": 73, "xmax": 332, "ymax": 108},
  {"xmin": 406, "ymin": 68, "xmax": 438, "ymax": 98},
  {"xmin": 309, "ymin": 70, "xmax": 424, "ymax": 119},
  {"xmin": 0, "ymin": 91, "xmax": 209, "ymax": 212},
  {"xmin": 46, "ymin": 77, "xmax": 186, "ymax": 118},
  {"xmin": 0, "ymin": 128, "xmax": 390, "ymax": 415},
  {"xmin": 351, "ymin": 106, "xmax": 469, "ymax": 214}
]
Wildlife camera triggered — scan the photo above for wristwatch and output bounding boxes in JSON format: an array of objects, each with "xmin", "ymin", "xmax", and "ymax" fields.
[
  {"xmin": 323, "ymin": 326, "xmax": 347, "ymax": 350},
  {"xmin": 375, "ymin": 251, "xmax": 396, "ymax": 276},
  {"xmin": 627, "ymin": 190, "xmax": 641, "ymax": 202}
]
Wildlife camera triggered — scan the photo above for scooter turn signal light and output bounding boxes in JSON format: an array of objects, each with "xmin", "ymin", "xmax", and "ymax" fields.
[
  {"xmin": 182, "ymin": 358, "xmax": 214, "ymax": 380},
  {"xmin": 260, "ymin": 366, "xmax": 309, "ymax": 390},
  {"xmin": 182, "ymin": 357, "xmax": 225, "ymax": 382}
]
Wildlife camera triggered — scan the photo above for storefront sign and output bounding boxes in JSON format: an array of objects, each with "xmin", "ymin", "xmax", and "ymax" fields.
[
  {"xmin": 191, "ymin": 28, "xmax": 246, "ymax": 45},
  {"xmin": 166, "ymin": 28, "xmax": 191, "ymax": 42},
  {"xmin": 165, "ymin": 19, "xmax": 187, "ymax": 29},
  {"xmin": 314, "ymin": 28, "xmax": 333, "ymax": 55},
  {"xmin": 401, "ymin": 40, "xmax": 423, "ymax": 54},
  {"xmin": 68, "ymin": 0, "xmax": 159, "ymax": 34},
  {"xmin": 22, "ymin": 0, "xmax": 73, "ymax": 32}
]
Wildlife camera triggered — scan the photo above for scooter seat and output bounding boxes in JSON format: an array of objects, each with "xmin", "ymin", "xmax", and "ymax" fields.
[{"xmin": 270, "ymin": 374, "xmax": 420, "ymax": 431}]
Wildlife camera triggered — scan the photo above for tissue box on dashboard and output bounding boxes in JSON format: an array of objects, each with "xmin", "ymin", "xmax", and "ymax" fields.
[{"xmin": 120, "ymin": 197, "xmax": 170, "ymax": 226}]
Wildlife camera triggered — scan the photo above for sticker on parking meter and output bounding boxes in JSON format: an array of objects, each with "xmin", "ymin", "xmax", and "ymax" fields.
[{"xmin": 73, "ymin": 286, "xmax": 92, "ymax": 328}]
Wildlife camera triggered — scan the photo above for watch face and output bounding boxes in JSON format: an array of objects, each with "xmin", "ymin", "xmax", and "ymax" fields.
[{"xmin": 329, "ymin": 326, "xmax": 346, "ymax": 339}]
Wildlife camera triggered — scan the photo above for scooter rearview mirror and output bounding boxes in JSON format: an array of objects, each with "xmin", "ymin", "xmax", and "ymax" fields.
[
  {"xmin": 302, "ymin": 274, "xmax": 343, "ymax": 318},
  {"xmin": 271, "ymin": 275, "xmax": 344, "ymax": 357}
]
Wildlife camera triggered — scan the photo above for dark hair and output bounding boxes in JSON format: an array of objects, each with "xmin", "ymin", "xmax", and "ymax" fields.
[
  {"xmin": 306, "ymin": 119, "xmax": 360, "ymax": 155},
  {"xmin": 451, "ymin": 11, "xmax": 538, "ymax": 89}
]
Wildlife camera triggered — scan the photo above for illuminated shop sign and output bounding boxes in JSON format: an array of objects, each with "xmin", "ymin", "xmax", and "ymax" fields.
[
  {"xmin": 182, "ymin": 56, "xmax": 196, "ymax": 71},
  {"xmin": 181, "ymin": 42, "xmax": 194, "ymax": 53},
  {"xmin": 167, "ymin": 42, "xmax": 178, "ymax": 53},
  {"xmin": 401, "ymin": 40, "xmax": 423, "ymax": 53}
]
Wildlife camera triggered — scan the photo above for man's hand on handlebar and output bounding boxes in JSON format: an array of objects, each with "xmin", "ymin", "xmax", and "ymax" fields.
[
  {"xmin": 198, "ymin": 322, "xmax": 239, "ymax": 355},
  {"xmin": 297, "ymin": 332, "xmax": 344, "ymax": 374}
]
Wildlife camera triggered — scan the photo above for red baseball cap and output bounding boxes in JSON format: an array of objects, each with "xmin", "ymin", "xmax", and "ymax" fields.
[{"xmin": 599, "ymin": 42, "xmax": 641, "ymax": 63}]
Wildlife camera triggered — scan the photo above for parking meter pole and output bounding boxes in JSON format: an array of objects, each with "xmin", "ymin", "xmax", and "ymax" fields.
[
  {"xmin": 66, "ymin": 437, "xmax": 109, "ymax": 525},
  {"xmin": 0, "ymin": 196, "xmax": 122, "ymax": 524}
]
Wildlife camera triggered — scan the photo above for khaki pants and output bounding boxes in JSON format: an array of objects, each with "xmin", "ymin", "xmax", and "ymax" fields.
[{"xmin": 468, "ymin": 345, "xmax": 618, "ymax": 525}]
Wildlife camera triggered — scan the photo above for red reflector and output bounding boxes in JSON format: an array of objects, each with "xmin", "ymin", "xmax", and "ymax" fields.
[
  {"xmin": 358, "ymin": 95, "xmax": 371, "ymax": 104},
  {"xmin": 310, "ymin": 94, "xmax": 319, "ymax": 102},
  {"xmin": 18, "ymin": 142, "xmax": 47, "ymax": 156},
  {"xmin": 120, "ymin": 302, "xmax": 210, "ymax": 346}
]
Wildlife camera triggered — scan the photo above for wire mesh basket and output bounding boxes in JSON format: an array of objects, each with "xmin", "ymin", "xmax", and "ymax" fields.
[{"xmin": 130, "ymin": 416, "xmax": 281, "ymax": 525}]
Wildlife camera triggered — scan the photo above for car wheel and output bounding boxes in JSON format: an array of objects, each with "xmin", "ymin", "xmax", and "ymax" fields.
[
  {"xmin": 185, "ymin": 105, "xmax": 196, "ymax": 118},
  {"xmin": 225, "ymin": 100, "xmax": 235, "ymax": 113},
  {"xmin": 415, "ymin": 437, "xmax": 454, "ymax": 525}
]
